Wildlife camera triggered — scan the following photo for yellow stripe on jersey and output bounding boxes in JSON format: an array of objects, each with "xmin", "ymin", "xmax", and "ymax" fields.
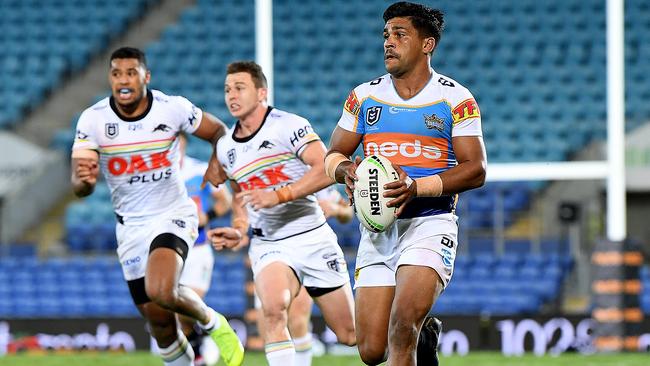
[
  {"xmin": 366, "ymin": 95, "xmax": 451, "ymax": 109},
  {"xmin": 99, "ymin": 137, "xmax": 175, "ymax": 155},
  {"xmin": 231, "ymin": 151, "xmax": 295, "ymax": 180}
]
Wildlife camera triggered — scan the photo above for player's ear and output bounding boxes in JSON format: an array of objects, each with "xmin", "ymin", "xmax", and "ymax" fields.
[
  {"xmin": 423, "ymin": 37, "xmax": 435, "ymax": 54},
  {"xmin": 258, "ymin": 87, "xmax": 268, "ymax": 103},
  {"xmin": 144, "ymin": 70, "xmax": 151, "ymax": 85}
]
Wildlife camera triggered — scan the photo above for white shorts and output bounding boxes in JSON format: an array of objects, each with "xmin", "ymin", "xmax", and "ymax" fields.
[
  {"xmin": 354, "ymin": 213, "xmax": 458, "ymax": 289},
  {"xmin": 116, "ymin": 209, "xmax": 198, "ymax": 281},
  {"xmin": 179, "ymin": 243, "xmax": 214, "ymax": 293},
  {"xmin": 248, "ymin": 224, "xmax": 350, "ymax": 289}
]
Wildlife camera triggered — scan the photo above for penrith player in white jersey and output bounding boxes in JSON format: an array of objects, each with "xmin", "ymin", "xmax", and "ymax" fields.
[
  {"xmin": 205, "ymin": 61, "xmax": 356, "ymax": 366},
  {"xmin": 71, "ymin": 47, "xmax": 243, "ymax": 366}
]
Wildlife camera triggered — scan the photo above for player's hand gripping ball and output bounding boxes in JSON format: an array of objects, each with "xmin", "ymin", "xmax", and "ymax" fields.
[{"xmin": 353, "ymin": 154, "xmax": 399, "ymax": 232}]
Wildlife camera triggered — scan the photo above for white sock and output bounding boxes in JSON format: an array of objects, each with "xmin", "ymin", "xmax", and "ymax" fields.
[
  {"xmin": 265, "ymin": 340, "xmax": 295, "ymax": 366},
  {"xmin": 199, "ymin": 308, "xmax": 222, "ymax": 333},
  {"xmin": 293, "ymin": 334, "xmax": 313, "ymax": 366},
  {"xmin": 159, "ymin": 331, "xmax": 195, "ymax": 366},
  {"xmin": 200, "ymin": 335, "xmax": 221, "ymax": 366}
]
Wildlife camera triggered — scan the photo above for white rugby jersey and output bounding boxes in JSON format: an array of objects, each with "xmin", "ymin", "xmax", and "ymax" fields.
[
  {"xmin": 216, "ymin": 107, "xmax": 326, "ymax": 241},
  {"xmin": 338, "ymin": 68, "xmax": 483, "ymax": 219},
  {"xmin": 72, "ymin": 89, "xmax": 203, "ymax": 218}
]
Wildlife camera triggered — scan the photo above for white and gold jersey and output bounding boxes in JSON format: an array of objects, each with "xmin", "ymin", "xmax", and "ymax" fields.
[
  {"xmin": 217, "ymin": 107, "xmax": 326, "ymax": 241},
  {"xmin": 72, "ymin": 89, "xmax": 202, "ymax": 219}
]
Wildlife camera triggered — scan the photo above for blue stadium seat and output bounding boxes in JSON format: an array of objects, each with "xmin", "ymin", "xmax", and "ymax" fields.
[{"xmin": 2, "ymin": 0, "xmax": 152, "ymax": 128}]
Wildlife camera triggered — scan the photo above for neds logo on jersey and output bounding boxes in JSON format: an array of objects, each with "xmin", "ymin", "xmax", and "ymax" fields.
[{"xmin": 364, "ymin": 133, "xmax": 449, "ymax": 169}]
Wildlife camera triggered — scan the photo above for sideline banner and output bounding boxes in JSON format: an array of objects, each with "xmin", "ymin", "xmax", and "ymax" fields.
[{"xmin": 1, "ymin": 315, "xmax": 648, "ymax": 355}]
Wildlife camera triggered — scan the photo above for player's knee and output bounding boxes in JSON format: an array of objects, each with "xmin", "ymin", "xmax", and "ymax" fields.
[
  {"xmin": 262, "ymin": 302, "xmax": 289, "ymax": 326},
  {"xmin": 146, "ymin": 284, "xmax": 178, "ymax": 310},
  {"xmin": 388, "ymin": 315, "xmax": 419, "ymax": 348},
  {"xmin": 390, "ymin": 299, "xmax": 430, "ymax": 333},
  {"xmin": 357, "ymin": 341, "xmax": 387, "ymax": 365},
  {"xmin": 332, "ymin": 325, "xmax": 356, "ymax": 346}
]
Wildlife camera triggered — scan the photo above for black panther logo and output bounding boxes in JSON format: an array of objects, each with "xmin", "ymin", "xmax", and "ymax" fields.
[
  {"xmin": 258, "ymin": 140, "xmax": 275, "ymax": 150},
  {"xmin": 152, "ymin": 124, "xmax": 171, "ymax": 132}
]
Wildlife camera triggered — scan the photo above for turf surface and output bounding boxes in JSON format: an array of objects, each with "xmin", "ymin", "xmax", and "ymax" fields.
[{"xmin": 0, "ymin": 351, "xmax": 648, "ymax": 365}]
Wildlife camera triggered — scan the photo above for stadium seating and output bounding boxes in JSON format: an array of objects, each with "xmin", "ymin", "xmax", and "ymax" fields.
[
  {"xmin": 55, "ymin": 0, "xmax": 650, "ymax": 242},
  {"xmin": 0, "ymin": 0, "xmax": 156, "ymax": 128},
  {"xmin": 0, "ymin": 254, "xmax": 247, "ymax": 318},
  {"xmin": 435, "ymin": 252, "xmax": 572, "ymax": 315},
  {"xmin": 39, "ymin": 0, "xmax": 650, "ymax": 319}
]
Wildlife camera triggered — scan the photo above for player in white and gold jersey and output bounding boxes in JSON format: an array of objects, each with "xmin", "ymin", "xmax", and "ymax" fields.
[
  {"xmin": 206, "ymin": 61, "xmax": 355, "ymax": 366},
  {"xmin": 71, "ymin": 47, "xmax": 243, "ymax": 366}
]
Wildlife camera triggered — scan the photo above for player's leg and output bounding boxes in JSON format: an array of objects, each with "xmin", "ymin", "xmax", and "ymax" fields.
[
  {"xmin": 299, "ymin": 225, "xmax": 356, "ymax": 347},
  {"xmin": 417, "ymin": 315, "xmax": 443, "ymax": 366},
  {"xmin": 287, "ymin": 287, "xmax": 314, "ymax": 366},
  {"xmin": 145, "ymin": 234, "xmax": 208, "ymax": 320},
  {"xmin": 255, "ymin": 261, "xmax": 302, "ymax": 366},
  {"xmin": 118, "ymin": 223, "xmax": 197, "ymax": 366},
  {"xmin": 128, "ymin": 278, "xmax": 196, "ymax": 366},
  {"xmin": 145, "ymin": 233, "xmax": 243, "ymax": 366},
  {"xmin": 177, "ymin": 288, "xmax": 212, "ymax": 366},
  {"xmin": 178, "ymin": 244, "xmax": 219, "ymax": 366},
  {"xmin": 354, "ymin": 285, "xmax": 394, "ymax": 365},
  {"xmin": 386, "ymin": 264, "xmax": 443, "ymax": 366},
  {"xmin": 310, "ymin": 283, "xmax": 356, "ymax": 346},
  {"xmin": 346, "ymin": 221, "xmax": 399, "ymax": 365}
]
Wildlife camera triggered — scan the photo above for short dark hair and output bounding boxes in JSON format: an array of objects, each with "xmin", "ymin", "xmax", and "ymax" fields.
[
  {"xmin": 383, "ymin": 2, "xmax": 444, "ymax": 47},
  {"xmin": 110, "ymin": 47, "xmax": 147, "ymax": 69},
  {"xmin": 226, "ymin": 61, "xmax": 268, "ymax": 88}
]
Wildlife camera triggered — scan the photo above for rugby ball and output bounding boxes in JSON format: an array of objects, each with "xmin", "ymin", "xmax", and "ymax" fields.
[{"xmin": 353, "ymin": 154, "xmax": 399, "ymax": 233}]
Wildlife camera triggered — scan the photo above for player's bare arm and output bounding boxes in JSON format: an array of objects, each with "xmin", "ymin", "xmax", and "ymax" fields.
[
  {"xmin": 319, "ymin": 196, "xmax": 354, "ymax": 223},
  {"xmin": 239, "ymin": 141, "xmax": 333, "ymax": 210},
  {"xmin": 437, "ymin": 136, "xmax": 487, "ymax": 193},
  {"xmin": 211, "ymin": 186, "xmax": 232, "ymax": 217},
  {"xmin": 193, "ymin": 111, "xmax": 227, "ymax": 145},
  {"xmin": 194, "ymin": 112, "xmax": 230, "ymax": 187},
  {"xmin": 71, "ymin": 149, "xmax": 99, "ymax": 198},
  {"xmin": 384, "ymin": 135, "xmax": 487, "ymax": 215},
  {"xmin": 208, "ymin": 180, "xmax": 248, "ymax": 252},
  {"xmin": 326, "ymin": 126, "xmax": 363, "ymax": 204}
]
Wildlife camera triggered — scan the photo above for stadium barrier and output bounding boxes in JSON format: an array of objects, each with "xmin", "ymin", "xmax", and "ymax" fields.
[{"xmin": 2, "ymin": 315, "xmax": 649, "ymax": 355}]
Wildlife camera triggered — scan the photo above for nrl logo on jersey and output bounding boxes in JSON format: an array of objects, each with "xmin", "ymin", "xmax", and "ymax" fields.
[
  {"xmin": 366, "ymin": 106, "xmax": 382, "ymax": 126},
  {"xmin": 227, "ymin": 148, "xmax": 236, "ymax": 167},
  {"xmin": 105, "ymin": 123, "xmax": 119, "ymax": 139},
  {"xmin": 423, "ymin": 113, "xmax": 445, "ymax": 132}
]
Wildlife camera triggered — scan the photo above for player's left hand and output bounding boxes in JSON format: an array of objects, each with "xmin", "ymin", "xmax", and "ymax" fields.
[
  {"xmin": 237, "ymin": 189, "xmax": 279, "ymax": 210},
  {"xmin": 207, "ymin": 227, "xmax": 248, "ymax": 251},
  {"xmin": 201, "ymin": 157, "xmax": 228, "ymax": 188},
  {"xmin": 384, "ymin": 164, "xmax": 417, "ymax": 217},
  {"xmin": 318, "ymin": 199, "xmax": 336, "ymax": 218}
]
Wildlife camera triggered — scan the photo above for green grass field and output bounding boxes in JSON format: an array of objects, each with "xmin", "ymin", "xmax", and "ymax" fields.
[{"xmin": 0, "ymin": 352, "xmax": 648, "ymax": 366}]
